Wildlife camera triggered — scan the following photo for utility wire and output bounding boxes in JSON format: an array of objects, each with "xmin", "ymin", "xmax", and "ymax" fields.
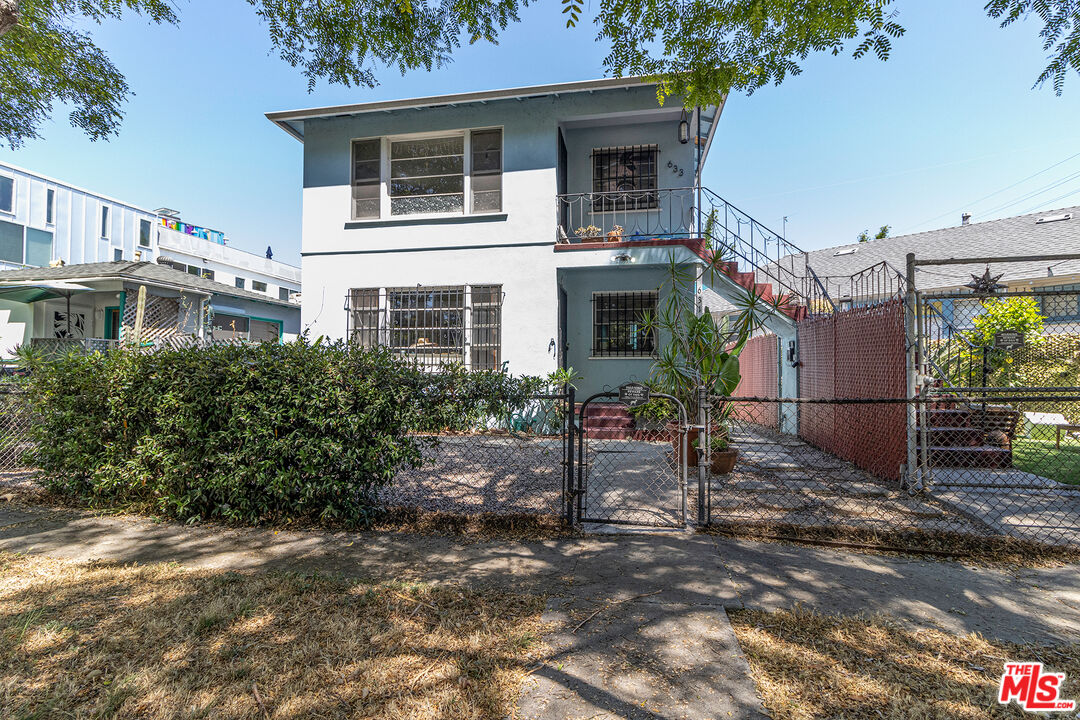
[
  {"xmin": 1018, "ymin": 183, "xmax": 1080, "ymax": 216},
  {"xmin": 901, "ymin": 151, "xmax": 1080, "ymax": 232},
  {"xmin": 978, "ymin": 168, "xmax": 1080, "ymax": 217}
]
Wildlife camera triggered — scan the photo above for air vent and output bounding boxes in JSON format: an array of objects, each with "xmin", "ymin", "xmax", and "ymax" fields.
[
  {"xmin": 833, "ymin": 248, "xmax": 858, "ymax": 256},
  {"xmin": 1036, "ymin": 213, "xmax": 1073, "ymax": 224}
]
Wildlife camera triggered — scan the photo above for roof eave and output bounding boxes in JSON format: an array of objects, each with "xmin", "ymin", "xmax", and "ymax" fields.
[{"xmin": 264, "ymin": 76, "xmax": 654, "ymax": 140}]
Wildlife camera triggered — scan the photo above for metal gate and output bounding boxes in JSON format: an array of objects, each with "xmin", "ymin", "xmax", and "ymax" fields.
[
  {"xmin": 575, "ymin": 390, "xmax": 688, "ymax": 527},
  {"xmin": 912, "ymin": 257, "xmax": 1080, "ymax": 545}
]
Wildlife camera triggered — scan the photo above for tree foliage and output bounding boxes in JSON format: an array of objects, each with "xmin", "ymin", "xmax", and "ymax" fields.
[
  {"xmin": 2, "ymin": 0, "xmax": 1080, "ymax": 147},
  {"xmin": 857, "ymin": 224, "xmax": 891, "ymax": 242},
  {"xmin": 0, "ymin": 0, "xmax": 177, "ymax": 148}
]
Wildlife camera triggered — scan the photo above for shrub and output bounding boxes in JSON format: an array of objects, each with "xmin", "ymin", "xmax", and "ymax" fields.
[
  {"xmin": 20, "ymin": 340, "xmax": 561, "ymax": 525},
  {"xmin": 21, "ymin": 339, "xmax": 429, "ymax": 526}
]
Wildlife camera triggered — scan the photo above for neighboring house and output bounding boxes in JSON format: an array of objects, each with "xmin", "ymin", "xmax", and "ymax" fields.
[
  {"xmin": 0, "ymin": 261, "xmax": 301, "ymax": 356},
  {"xmin": 790, "ymin": 207, "xmax": 1080, "ymax": 330},
  {"xmin": 268, "ymin": 77, "xmax": 800, "ymax": 397},
  {"xmin": 0, "ymin": 163, "xmax": 301, "ymax": 304}
]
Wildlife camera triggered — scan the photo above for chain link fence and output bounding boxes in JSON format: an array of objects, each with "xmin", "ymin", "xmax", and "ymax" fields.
[
  {"xmin": 576, "ymin": 394, "xmax": 688, "ymax": 527},
  {"xmin": 382, "ymin": 393, "xmax": 571, "ymax": 517}
]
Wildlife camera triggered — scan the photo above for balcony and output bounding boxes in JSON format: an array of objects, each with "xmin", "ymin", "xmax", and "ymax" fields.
[{"xmin": 557, "ymin": 187, "xmax": 697, "ymax": 244}]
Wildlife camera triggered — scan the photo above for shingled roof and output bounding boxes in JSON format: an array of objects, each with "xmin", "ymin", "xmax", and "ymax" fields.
[
  {"xmin": 789, "ymin": 206, "xmax": 1080, "ymax": 294},
  {"xmin": 0, "ymin": 261, "xmax": 296, "ymax": 308}
]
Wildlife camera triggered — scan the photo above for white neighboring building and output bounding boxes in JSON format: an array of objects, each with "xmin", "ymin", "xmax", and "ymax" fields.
[{"xmin": 0, "ymin": 163, "xmax": 301, "ymax": 303}]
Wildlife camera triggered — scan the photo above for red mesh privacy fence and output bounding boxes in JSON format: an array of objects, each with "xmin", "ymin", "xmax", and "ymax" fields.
[
  {"xmin": 796, "ymin": 299, "xmax": 907, "ymax": 481},
  {"xmin": 733, "ymin": 334, "xmax": 779, "ymax": 428}
]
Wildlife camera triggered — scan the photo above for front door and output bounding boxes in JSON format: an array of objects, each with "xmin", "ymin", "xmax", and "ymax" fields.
[{"xmin": 104, "ymin": 306, "xmax": 120, "ymax": 340}]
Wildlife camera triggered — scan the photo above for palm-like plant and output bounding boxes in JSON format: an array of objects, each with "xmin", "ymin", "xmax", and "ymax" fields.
[{"xmin": 644, "ymin": 254, "xmax": 789, "ymax": 419}]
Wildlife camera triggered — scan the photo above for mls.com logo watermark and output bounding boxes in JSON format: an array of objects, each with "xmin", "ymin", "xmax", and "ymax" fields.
[{"xmin": 998, "ymin": 662, "xmax": 1076, "ymax": 713}]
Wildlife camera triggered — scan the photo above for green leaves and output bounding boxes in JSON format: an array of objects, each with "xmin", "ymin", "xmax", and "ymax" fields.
[
  {"xmin": 561, "ymin": 0, "xmax": 582, "ymax": 27},
  {"xmin": 0, "ymin": 0, "xmax": 178, "ymax": 148}
]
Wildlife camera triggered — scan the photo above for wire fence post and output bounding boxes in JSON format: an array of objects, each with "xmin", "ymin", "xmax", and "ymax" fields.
[
  {"xmin": 565, "ymin": 386, "xmax": 576, "ymax": 526},
  {"xmin": 904, "ymin": 252, "xmax": 919, "ymax": 489},
  {"xmin": 698, "ymin": 385, "xmax": 709, "ymax": 525}
]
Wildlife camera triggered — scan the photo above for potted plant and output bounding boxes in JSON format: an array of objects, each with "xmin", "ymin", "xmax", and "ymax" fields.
[
  {"xmin": 693, "ymin": 426, "xmax": 737, "ymax": 474},
  {"xmin": 606, "ymin": 224, "xmax": 625, "ymax": 242},
  {"xmin": 575, "ymin": 225, "xmax": 604, "ymax": 242},
  {"xmin": 643, "ymin": 256, "xmax": 787, "ymax": 467}
]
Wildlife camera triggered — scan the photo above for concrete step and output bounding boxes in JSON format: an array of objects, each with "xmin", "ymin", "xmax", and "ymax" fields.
[
  {"xmin": 927, "ymin": 445, "xmax": 1012, "ymax": 469},
  {"xmin": 925, "ymin": 408, "xmax": 972, "ymax": 428},
  {"xmin": 585, "ymin": 415, "xmax": 635, "ymax": 429},
  {"xmin": 917, "ymin": 426, "xmax": 984, "ymax": 447},
  {"xmin": 583, "ymin": 404, "xmax": 634, "ymax": 418}
]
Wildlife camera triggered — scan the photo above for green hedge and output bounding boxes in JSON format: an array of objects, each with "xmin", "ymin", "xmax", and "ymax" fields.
[{"xmin": 20, "ymin": 340, "xmax": 550, "ymax": 526}]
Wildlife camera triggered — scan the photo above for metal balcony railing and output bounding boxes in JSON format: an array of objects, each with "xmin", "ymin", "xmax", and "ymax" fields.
[{"xmin": 556, "ymin": 186, "xmax": 824, "ymax": 306}]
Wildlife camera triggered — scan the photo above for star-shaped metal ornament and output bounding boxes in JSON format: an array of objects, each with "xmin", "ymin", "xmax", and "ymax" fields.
[{"xmin": 965, "ymin": 267, "xmax": 1006, "ymax": 295}]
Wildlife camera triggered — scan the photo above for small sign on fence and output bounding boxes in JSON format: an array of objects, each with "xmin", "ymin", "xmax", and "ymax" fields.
[
  {"xmin": 619, "ymin": 382, "xmax": 651, "ymax": 407},
  {"xmin": 994, "ymin": 330, "xmax": 1025, "ymax": 351}
]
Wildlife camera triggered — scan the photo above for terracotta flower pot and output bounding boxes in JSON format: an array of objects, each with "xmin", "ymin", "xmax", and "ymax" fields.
[
  {"xmin": 709, "ymin": 449, "xmax": 738, "ymax": 475},
  {"xmin": 674, "ymin": 428, "xmax": 699, "ymax": 467}
]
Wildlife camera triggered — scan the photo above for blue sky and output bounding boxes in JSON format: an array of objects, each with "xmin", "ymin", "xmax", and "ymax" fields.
[{"xmin": 3, "ymin": 1, "xmax": 1079, "ymax": 265}]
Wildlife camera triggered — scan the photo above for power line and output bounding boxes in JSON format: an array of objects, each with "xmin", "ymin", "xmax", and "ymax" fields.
[
  {"xmin": 978, "ymin": 167, "xmax": 1080, "ymax": 217},
  {"xmin": 1018, "ymin": 183, "xmax": 1080, "ymax": 216},
  {"xmin": 900, "ymin": 151, "xmax": 1080, "ymax": 232}
]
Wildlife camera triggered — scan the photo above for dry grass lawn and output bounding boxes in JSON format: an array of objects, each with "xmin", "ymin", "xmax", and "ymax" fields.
[
  {"xmin": 729, "ymin": 607, "xmax": 1080, "ymax": 719},
  {"xmin": 0, "ymin": 552, "xmax": 547, "ymax": 719}
]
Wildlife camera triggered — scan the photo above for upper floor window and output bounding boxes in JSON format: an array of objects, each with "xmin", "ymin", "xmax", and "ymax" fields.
[
  {"xmin": 0, "ymin": 175, "xmax": 13, "ymax": 214},
  {"xmin": 46, "ymin": 189, "xmax": 55, "ymax": 224},
  {"xmin": 100, "ymin": 205, "xmax": 110, "ymax": 239},
  {"xmin": 235, "ymin": 277, "xmax": 246, "ymax": 289},
  {"xmin": 350, "ymin": 128, "xmax": 503, "ymax": 221},
  {"xmin": 252, "ymin": 280, "xmax": 268, "ymax": 292},
  {"xmin": 592, "ymin": 145, "xmax": 659, "ymax": 210},
  {"xmin": 139, "ymin": 219, "xmax": 152, "ymax": 247},
  {"xmin": 278, "ymin": 286, "xmax": 291, "ymax": 301}
]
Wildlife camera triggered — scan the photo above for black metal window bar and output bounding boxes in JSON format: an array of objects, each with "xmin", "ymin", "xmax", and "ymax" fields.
[
  {"xmin": 592, "ymin": 145, "xmax": 659, "ymax": 211},
  {"xmin": 346, "ymin": 284, "xmax": 503, "ymax": 369},
  {"xmin": 470, "ymin": 284, "xmax": 503, "ymax": 370},
  {"xmin": 592, "ymin": 291, "xmax": 657, "ymax": 357}
]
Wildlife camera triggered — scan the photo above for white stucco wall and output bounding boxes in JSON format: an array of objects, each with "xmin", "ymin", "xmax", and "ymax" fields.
[{"xmin": 297, "ymin": 85, "xmax": 697, "ymax": 383}]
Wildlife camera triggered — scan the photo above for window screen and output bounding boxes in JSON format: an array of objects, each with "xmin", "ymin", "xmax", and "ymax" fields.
[
  {"xmin": 592, "ymin": 145, "xmax": 659, "ymax": 210},
  {"xmin": 211, "ymin": 313, "xmax": 249, "ymax": 342},
  {"xmin": 592, "ymin": 291, "xmax": 658, "ymax": 357},
  {"xmin": 0, "ymin": 220, "xmax": 23, "ymax": 264},
  {"xmin": 25, "ymin": 228, "xmax": 52, "ymax": 266},
  {"xmin": 390, "ymin": 136, "xmax": 465, "ymax": 216},
  {"xmin": 249, "ymin": 319, "xmax": 280, "ymax": 343},
  {"xmin": 351, "ymin": 139, "xmax": 381, "ymax": 219},
  {"xmin": 470, "ymin": 129, "xmax": 502, "ymax": 213},
  {"xmin": 1041, "ymin": 285, "xmax": 1080, "ymax": 319},
  {"xmin": 0, "ymin": 176, "xmax": 12, "ymax": 213}
]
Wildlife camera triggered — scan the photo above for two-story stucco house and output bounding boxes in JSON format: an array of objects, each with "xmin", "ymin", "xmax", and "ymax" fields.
[{"xmin": 268, "ymin": 77, "xmax": 802, "ymax": 398}]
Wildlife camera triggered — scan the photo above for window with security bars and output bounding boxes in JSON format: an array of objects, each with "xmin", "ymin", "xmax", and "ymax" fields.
[
  {"xmin": 471, "ymin": 284, "xmax": 503, "ymax": 369},
  {"xmin": 352, "ymin": 129, "xmax": 503, "ymax": 219},
  {"xmin": 592, "ymin": 145, "xmax": 659, "ymax": 210},
  {"xmin": 592, "ymin": 291, "xmax": 657, "ymax": 357},
  {"xmin": 347, "ymin": 284, "xmax": 502, "ymax": 368}
]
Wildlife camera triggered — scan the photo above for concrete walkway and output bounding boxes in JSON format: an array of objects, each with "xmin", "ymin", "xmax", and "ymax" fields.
[{"xmin": 2, "ymin": 506, "xmax": 1080, "ymax": 718}]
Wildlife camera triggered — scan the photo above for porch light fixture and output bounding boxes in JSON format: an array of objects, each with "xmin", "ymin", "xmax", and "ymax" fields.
[
  {"xmin": 611, "ymin": 252, "xmax": 633, "ymax": 264},
  {"xmin": 678, "ymin": 110, "xmax": 690, "ymax": 144}
]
